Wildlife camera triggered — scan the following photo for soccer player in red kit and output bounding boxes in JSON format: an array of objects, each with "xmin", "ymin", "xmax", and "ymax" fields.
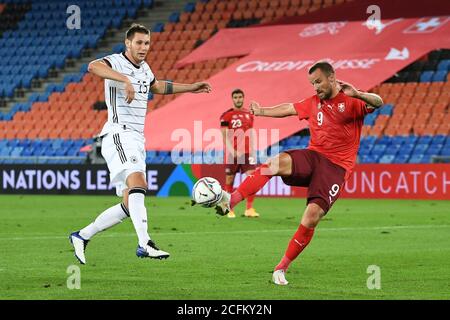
[
  {"xmin": 214, "ymin": 61, "xmax": 383, "ymax": 285},
  {"xmin": 220, "ymin": 89, "xmax": 259, "ymax": 218}
]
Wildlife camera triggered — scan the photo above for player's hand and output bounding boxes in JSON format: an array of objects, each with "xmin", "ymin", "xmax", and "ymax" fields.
[
  {"xmin": 124, "ymin": 79, "xmax": 135, "ymax": 103},
  {"xmin": 250, "ymin": 101, "xmax": 263, "ymax": 116},
  {"xmin": 191, "ymin": 82, "xmax": 212, "ymax": 93},
  {"xmin": 337, "ymin": 79, "xmax": 360, "ymax": 98}
]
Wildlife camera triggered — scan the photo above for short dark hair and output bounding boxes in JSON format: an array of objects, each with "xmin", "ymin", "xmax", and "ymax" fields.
[
  {"xmin": 231, "ymin": 88, "xmax": 244, "ymax": 97},
  {"xmin": 308, "ymin": 61, "xmax": 335, "ymax": 76},
  {"xmin": 126, "ymin": 23, "xmax": 150, "ymax": 40}
]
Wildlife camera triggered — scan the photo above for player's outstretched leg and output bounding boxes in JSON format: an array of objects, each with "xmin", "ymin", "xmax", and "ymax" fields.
[
  {"xmin": 69, "ymin": 202, "xmax": 130, "ymax": 264},
  {"xmin": 272, "ymin": 203, "xmax": 324, "ymax": 285},
  {"xmin": 216, "ymin": 153, "xmax": 292, "ymax": 216}
]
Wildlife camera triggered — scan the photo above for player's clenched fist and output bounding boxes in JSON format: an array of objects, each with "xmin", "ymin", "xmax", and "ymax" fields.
[
  {"xmin": 191, "ymin": 82, "xmax": 212, "ymax": 93},
  {"xmin": 250, "ymin": 100, "xmax": 262, "ymax": 116},
  {"xmin": 336, "ymin": 79, "xmax": 359, "ymax": 98}
]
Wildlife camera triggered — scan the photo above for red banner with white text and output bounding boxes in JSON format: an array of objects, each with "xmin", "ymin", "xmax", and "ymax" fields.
[{"xmin": 146, "ymin": 16, "xmax": 450, "ymax": 151}]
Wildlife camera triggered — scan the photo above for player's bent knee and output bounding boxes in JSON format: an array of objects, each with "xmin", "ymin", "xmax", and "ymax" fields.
[
  {"xmin": 302, "ymin": 203, "xmax": 325, "ymax": 228},
  {"xmin": 126, "ymin": 171, "xmax": 147, "ymax": 190},
  {"xmin": 267, "ymin": 153, "xmax": 293, "ymax": 176}
]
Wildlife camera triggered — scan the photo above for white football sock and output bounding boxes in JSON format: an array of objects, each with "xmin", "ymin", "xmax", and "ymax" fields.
[
  {"xmin": 79, "ymin": 203, "xmax": 129, "ymax": 240},
  {"xmin": 128, "ymin": 188, "xmax": 151, "ymax": 247}
]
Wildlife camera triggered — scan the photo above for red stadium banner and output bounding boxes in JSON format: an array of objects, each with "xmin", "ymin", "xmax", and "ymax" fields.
[
  {"xmin": 196, "ymin": 164, "xmax": 450, "ymax": 200},
  {"xmin": 145, "ymin": 17, "xmax": 450, "ymax": 151}
]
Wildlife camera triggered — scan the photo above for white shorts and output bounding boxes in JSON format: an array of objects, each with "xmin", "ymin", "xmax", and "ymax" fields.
[{"xmin": 101, "ymin": 129, "xmax": 146, "ymax": 197}]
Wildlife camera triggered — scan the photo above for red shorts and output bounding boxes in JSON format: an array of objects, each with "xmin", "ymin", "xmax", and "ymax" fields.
[
  {"xmin": 225, "ymin": 153, "xmax": 256, "ymax": 175},
  {"xmin": 281, "ymin": 149, "xmax": 346, "ymax": 213}
]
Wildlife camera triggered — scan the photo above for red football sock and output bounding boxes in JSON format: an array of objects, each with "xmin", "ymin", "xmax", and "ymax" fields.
[
  {"xmin": 230, "ymin": 165, "xmax": 271, "ymax": 209},
  {"xmin": 246, "ymin": 194, "xmax": 255, "ymax": 209},
  {"xmin": 230, "ymin": 190, "xmax": 243, "ymax": 209},
  {"xmin": 275, "ymin": 224, "xmax": 315, "ymax": 271}
]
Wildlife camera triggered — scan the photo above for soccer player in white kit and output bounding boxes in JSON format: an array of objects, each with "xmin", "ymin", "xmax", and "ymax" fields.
[{"xmin": 69, "ymin": 24, "xmax": 211, "ymax": 264}]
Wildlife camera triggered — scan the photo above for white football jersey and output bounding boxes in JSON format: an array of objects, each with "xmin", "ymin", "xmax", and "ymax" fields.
[{"xmin": 99, "ymin": 52, "xmax": 155, "ymax": 135}]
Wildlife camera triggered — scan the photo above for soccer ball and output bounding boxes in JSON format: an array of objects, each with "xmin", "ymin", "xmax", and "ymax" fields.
[{"xmin": 192, "ymin": 177, "xmax": 223, "ymax": 207}]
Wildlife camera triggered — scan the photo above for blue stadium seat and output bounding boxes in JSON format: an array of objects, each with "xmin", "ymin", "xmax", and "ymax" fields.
[
  {"xmin": 408, "ymin": 154, "xmax": 424, "ymax": 163},
  {"xmin": 358, "ymin": 145, "xmax": 372, "ymax": 156},
  {"xmin": 143, "ymin": 0, "xmax": 154, "ymax": 7},
  {"xmin": 377, "ymin": 136, "xmax": 392, "ymax": 145},
  {"xmin": 437, "ymin": 59, "xmax": 450, "ymax": 71},
  {"xmin": 406, "ymin": 136, "xmax": 418, "ymax": 144},
  {"xmin": 431, "ymin": 135, "xmax": 446, "ymax": 145},
  {"xmin": 379, "ymin": 104, "xmax": 393, "ymax": 115},
  {"xmin": 184, "ymin": 2, "xmax": 196, "ymax": 12},
  {"xmin": 432, "ymin": 71, "xmax": 447, "ymax": 82},
  {"xmin": 363, "ymin": 115, "xmax": 375, "ymax": 126},
  {"xmin": 393, "ymin": 154, "xmax": 410, "ymax": 163},
  {"xmin": 419, "ymin": 71, "xmax": 434, "ymax": 82},
  {"xmin": 399, "ymin": 143, "xmax": 414, "ymax": 154},
  {"xmin": 425, "ymin": 145, "xmax": 442, "ymax": 155},
  {"xmin": 418, "ymin": 135, "xmax": 432, "ymax": 144},
  {"xmin": 379, "ymin": 155, "xmax": 395, "ymax": 164},
  {"xmin": 384, "ymin": 144, "xmax": 400, "ymax": 156},
  {"xmin": 153, "ymin": 22, "xmax": 164, "ymax": 32},
  {"xmin": 168, "ymin": 12, "xmax": 180, "ymax": 23},
  {"xmin": 412, "ymin": 144, "xmax": 428, "ymax": 155},
  {"xmin": 112, "ymin": 43, "xmax": 126, "ymax": 53}
]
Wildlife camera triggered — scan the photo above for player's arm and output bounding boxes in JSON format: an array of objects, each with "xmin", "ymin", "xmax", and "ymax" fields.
[
  {"xmin": 150, "ymin": 79, "xmax": 211, "ymax": 95},
  {"xmin": 250, "ymin": 101, "xmax": 298, "ymax": 118},
  {"xmin": 337, "ymin": 80, "xmax": 383, "ymax": 109},
  {"xmin": 87, "ymin": 59, "xmax": 135, "ymax": 103}
]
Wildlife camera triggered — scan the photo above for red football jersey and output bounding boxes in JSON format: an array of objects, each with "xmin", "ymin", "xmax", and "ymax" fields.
[
  {"xmin": 293, "ymin": 92, "xmax": 373, "ymax": 178},
  {"xmin": 220, "ymin": 108, "xmax": 254, "ymax": 153}
]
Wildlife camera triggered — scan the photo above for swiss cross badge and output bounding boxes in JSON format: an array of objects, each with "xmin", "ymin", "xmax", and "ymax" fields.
[{"xmin": 338, "ymin": 103, "xmax": 345, "ymax": 112}]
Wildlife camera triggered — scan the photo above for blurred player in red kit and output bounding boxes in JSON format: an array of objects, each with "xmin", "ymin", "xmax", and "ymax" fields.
[
  {"xmin": 220, "ymin": 89, "xmax": 259, "ymax": 218},
  {"xmin": 214, "ymin": 62, "xmax": 383, "ymax": 285}
]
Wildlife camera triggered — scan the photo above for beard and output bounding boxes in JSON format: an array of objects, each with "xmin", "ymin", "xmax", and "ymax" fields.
[{"xmin": 318, "ymin": 88, "xmax": 332, "ymax": 100}]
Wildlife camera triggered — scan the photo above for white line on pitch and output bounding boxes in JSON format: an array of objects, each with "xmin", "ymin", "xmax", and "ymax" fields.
[{"xmin": 0, "ymin": 224, "xmax": 449, "ymax": 241}]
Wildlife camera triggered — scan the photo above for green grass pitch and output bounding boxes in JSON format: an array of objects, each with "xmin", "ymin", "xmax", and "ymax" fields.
[{"xmin": 0, "ymin": 195, "xmax": 449, "ymax": 300}]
